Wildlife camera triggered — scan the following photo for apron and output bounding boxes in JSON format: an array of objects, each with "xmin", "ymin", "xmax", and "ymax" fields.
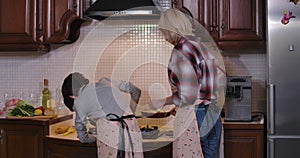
[
  {"xmin": 173, "ymin": 105, "xmax": 204, "ymax": 158},
  {"xmin": 96, "ymin": 115, "xmax": 144, "ymax": 158},
  {"xmin": 173, "ymin": 105, "xmax": 224, "ymax": 158}
]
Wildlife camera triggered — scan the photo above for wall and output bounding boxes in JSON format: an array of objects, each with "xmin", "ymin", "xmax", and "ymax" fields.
[
  {"xmin": 0, "ymin": 18, "xmax": 266, "ymax": 114},
  {"xmin": 223, "ymin": 50, "xmax": 266, "ymax": 113}
]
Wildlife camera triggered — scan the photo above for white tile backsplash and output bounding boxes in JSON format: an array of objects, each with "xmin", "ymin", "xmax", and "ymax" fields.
[
  {"xmin": 0, "ymin": 19, "xmax": 267, "ymax": 113},
  {"xmin": 222, "ymin": 50, "xmax": 267, "ymax": 112}
]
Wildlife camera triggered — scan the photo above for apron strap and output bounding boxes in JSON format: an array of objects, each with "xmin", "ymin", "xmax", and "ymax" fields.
[{"xmin": 106, "ymin": 113, "xmax": 137, "ymax": 158}]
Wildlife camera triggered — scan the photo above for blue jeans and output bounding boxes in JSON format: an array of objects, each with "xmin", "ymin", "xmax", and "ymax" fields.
[{"xmin": 195, "ymin": 104, "xmax": 222, "ymax": 158}]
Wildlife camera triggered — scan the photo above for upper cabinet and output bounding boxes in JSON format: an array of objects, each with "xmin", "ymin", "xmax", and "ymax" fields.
[
  {"xmin": 0, "ymin": 0, "xmax": 86, "ymax": 52},
  {"xmin": 172, "ymin": 0, "xmax": 209, "ymax": 30},
  {"xmin": 43, "ymin": 0, "xmax": 85, "ymax": 44},
  {"xmin": 217, "ymin": 0, "xmax": 265, "ymax": 49},
  {"xmin": 173, "ymin": 0, "xmax": 265, "ymax": 50},
  {"xmin": 172, "ymin": 0, "xmax": 201, "ymax": 22},
  {"xmin": 0, "ymin": 0, "xmax": 39, "ymax": 51}
]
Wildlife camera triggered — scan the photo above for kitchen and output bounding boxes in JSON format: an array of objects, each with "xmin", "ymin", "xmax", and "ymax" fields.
[{"xmin": 0, "ymin": 0, "xmax": 293, "ymax": 158}]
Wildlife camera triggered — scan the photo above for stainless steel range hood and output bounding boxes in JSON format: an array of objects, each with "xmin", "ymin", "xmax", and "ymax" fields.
[{"xmin": 84, "ymin": 0, "xmax": 170, "ymax": 20}]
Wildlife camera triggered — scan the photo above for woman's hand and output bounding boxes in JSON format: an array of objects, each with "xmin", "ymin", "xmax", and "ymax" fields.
[{"xmin": 168, "ymin": 106, "xmax": 176, "ymax": 115}]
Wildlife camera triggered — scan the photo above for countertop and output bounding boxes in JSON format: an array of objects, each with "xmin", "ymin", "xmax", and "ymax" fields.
[
  {"xmin": 48, "ymin": 119, "xmax": 174, "ymax": 143},
  {"xmin": 0, "ymin": 113, "xmax": 73, "ymax": 125},
  {"xmin": 47, "ymin": 114, "xmax": 264, "ymax": 143},
  {"xmin": 47, "ymin": 119, "xmax": 174, "ymax": 151},
  {"xmin": 222, "ymin": 113, "xmax": 264, "ymax": 124}
]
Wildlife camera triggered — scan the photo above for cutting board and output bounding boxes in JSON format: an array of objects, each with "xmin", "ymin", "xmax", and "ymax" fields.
[{"xmin": 6, "ymin": 114, "xmax": 58, "ymax": 119}]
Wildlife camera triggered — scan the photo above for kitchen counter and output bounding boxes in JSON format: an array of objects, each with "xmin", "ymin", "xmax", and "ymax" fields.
[
  {"xmin": 47, "ymin": 114, "xmax": 264, "ymax": 156},
  {"xmin": 0, "ymin": 112, "xmax": 264, "ymax": 158},
  {"xmin": 47, "ymin": 114, "xmax": 264, "ymax": 143},
  {"xmin": 223, "ymin": 113, "xmax": 265, "ymax": 123},
  {"xmin": 0, "ymin": 114, "xmax": 73, "ymax": 158},
  {"xmin": 48, "ymin": 119, "xmax": 173, "ymax": 151},
  {"xmin": 222, "ymin": 113, "xmax": 265, "ymax": 131},
  {"xmin": 46, "ymin": 118, "xmax": 174, "ymax": 158}
]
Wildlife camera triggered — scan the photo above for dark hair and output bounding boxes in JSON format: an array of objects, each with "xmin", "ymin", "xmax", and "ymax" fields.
[{"xmin": 61, "ymin": 72, "xmax": 89, "ymax": 111}]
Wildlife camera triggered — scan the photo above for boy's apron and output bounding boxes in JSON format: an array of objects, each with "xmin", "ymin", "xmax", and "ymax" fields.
[{"xmin": 96, "ymin": 114, "xmax": 144, "ymax": 158}]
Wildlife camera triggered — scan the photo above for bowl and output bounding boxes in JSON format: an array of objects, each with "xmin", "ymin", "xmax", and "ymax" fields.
[{"xmin": 140, "ymin": 125, "xmax": 159, "ymax": 139}]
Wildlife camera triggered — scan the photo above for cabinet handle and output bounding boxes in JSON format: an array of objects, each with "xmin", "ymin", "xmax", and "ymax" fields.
[
  {"xmin": 221, "ymin": 20, "xmax": 225, "ymax": 31},
  {"xmin": 210, "ymin": 25, "xmax": 214, "ymax": 32},
  {"xmin": 0, "ymin": 128, "xmax": 3, "ymax": 144},
  {"xmin": 72, "ymin": 0, "xmax": 78, "ymax": 10},
  {"xmin": 36, "ymin": 28, "xmax": 43, "ymax": 37},
  {"xmin": 173, "ymin": 0, "xmax": 178, "ymax": 5}
]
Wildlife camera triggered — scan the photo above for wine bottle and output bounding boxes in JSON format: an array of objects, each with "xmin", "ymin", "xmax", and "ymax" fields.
[{"xmin": 42, "ymin": 79, "xmax": 51, "ymax": 109}]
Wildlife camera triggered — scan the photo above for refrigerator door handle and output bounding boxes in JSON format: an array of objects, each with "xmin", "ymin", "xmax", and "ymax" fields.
[
  {"xmin": 268, "ymin": 138, "xmax": 274, "ymax": 158},
  {"xmin": 268, "ymin": 84, "xmax": 275, "ymax": 134}
]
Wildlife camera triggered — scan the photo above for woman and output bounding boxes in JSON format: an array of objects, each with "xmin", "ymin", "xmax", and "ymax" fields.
[
  {"xmin": 62, "ymin": 72, "xmax": 144, "ymax": 158},
  {"xmin": 148, "ymin": 8, "xmax": 226, "ymax": 158}
]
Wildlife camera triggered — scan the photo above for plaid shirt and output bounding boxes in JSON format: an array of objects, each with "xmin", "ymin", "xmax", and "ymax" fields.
[{"xmin": 168, "ymin": 36, "xmax": 219, "ymax": 106}]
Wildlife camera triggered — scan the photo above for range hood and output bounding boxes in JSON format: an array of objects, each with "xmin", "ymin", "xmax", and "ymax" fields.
[{"xmin": 84, "ymin": 0, "xmax": 169, "ymax": 20}]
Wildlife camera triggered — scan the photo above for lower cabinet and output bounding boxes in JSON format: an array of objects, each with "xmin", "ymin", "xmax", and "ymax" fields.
[
  {"xmin": 223, "ymin": 123, "xmax": 264, "ymax": 158},
  {"xmin": 0, "ymin": 115, "xmax": 72, "ymax": 158},
  {"xmin": 0, "ymin": 123, "xmax": 44, "ymax": 158},
  {"xmin": 44, "ymin": 123, "xmax": 265, "ymax": 158},
  {"xmin": 44, "ymin": 138, "xmax": 98, "ymax": 158},
  {"xmin": 44, "ymin": 137, "xmax": 173, "ymax": 158},
  {"xmin": 143, "ymin": 143, "xmax": 172, "ymax": 158},
  {"xmin": 0, "ymin": 117, "xmax": 263, "ymax": 158}
]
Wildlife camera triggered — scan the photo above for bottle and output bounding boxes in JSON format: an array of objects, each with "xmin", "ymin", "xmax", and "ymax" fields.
[
  {"xmin": 42, "ymin": 79, "xmax": 51, "ymax": 109},
  {"xmin": 55, "ymin": 87, "xmax": 64, "ymax": 115}
]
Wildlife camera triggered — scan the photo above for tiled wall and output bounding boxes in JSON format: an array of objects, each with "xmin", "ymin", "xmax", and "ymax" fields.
[
  {"xmin": 222, "ymin": 50, "xmax": 267, "ymax": 113},
  {"xmin": 0, "ymin": 18, "xmax": 266, "ymax": 118}
]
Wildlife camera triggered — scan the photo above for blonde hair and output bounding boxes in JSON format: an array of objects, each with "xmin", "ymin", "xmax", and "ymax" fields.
[{"xmin": 158, "ymin": 8, "xmax": 194, "ymax": 36}]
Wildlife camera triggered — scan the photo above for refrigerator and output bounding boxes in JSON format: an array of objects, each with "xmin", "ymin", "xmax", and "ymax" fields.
[{"xmin": 267, "ymin": 0, "xmax": 300, "ymax": 158}]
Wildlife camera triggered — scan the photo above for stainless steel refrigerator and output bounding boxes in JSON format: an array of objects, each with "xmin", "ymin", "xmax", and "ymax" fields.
[{"xmin": 267, "ymin": 0, "xmax": 300, "ymax": 158}]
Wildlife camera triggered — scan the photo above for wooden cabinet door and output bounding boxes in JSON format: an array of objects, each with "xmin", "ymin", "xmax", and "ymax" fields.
[
  {"xmin": 173, "ymin": 0, "xmax": 217, "ymax": 43},
  {"xmin": 0, "ymin": 124, "xmax": 44, "ymax": 158},
  {"xmin": 224, "ymin": 128, "xmax": 264, "ymax": 158},
  {"xmin": 174, "ymin": 0, "xmax": 265, "ymax": 49},
  {"xmin": 44, "ymin": 138, "xmax": 98, "ymax": 158},
  {"xmin": 43, "ymin": 0, "xmax": 83, "ymax": 43},
  {"xmin": 173, "ymin": 0, "xmax": 200, "ymax": 22},
  {"xmin": 0, "ymin": 0, "xmax": 44, "ymax": 51},
  {"xmin": 0, "ymin": 0, "xmax": 84, "ymax": 51},
  {"xmin": 143, "ymin": 143, "xmax": 172, "ymax": 158},
  {"xmin": 217, "ymin": 0, "xmax": 264, "ymax": 49}
]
